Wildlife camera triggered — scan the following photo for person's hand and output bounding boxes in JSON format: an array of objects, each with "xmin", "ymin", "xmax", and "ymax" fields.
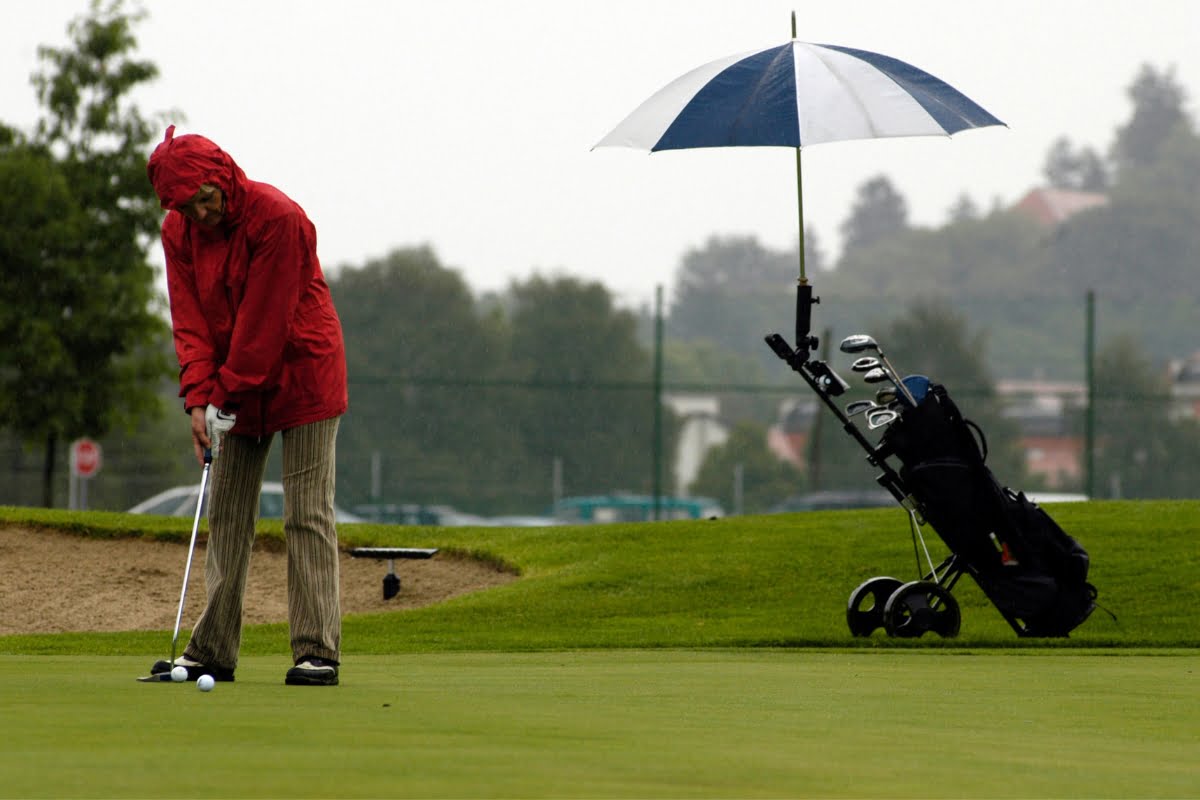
[{"xmin": 204, "ymin": 404, "xmax": 237, "ymax": 459}]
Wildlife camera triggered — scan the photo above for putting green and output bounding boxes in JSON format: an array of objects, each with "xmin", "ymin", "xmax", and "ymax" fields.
[{"xmin": 1, "ymin": 650, "xmax": 1196, "ymax": 798}]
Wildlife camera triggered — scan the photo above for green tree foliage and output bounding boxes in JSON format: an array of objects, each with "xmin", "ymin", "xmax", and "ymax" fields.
[
  {"xmin": 838, "ymin": 175, "xmax": 909, "ymax": 254},
  {"xmin": 507, "ymin": 275, "xmax": 668, "ymax": 501},
  {"xmin": 946, "ymin": 193, "xmax": 981, "ymax": 223},
  {"xmin": 1089, "ymin": 335, "xmax": 1200, "ymax": 499},
  {"xmin": 667, "ymin": 233, "xmax": 824, "ymax": 375},
  {"xmin": 689, "ymin": 421, "xmax": 800, "ymax": 513},
  {"xmin": 1043, "ymin": 136, "xmax": 1108, "ymax": 191},
  {"xmin": 1035, "ymin": 123, "xmax": 1200, "ymax": 372},
  {"xmin": 330, "ymin": 246, "xmax": 528, "ymax": 512},
  {"xmin": 330, "ymin": 253, "xmax": 667, "ymax": 515},
  {"xmin": 1110, "ymin": 64, "xmax": 1191, "ymax": 174},
  {"xmin": 0, "ymin": 0, "xmax": 170, "ymax": 507}
]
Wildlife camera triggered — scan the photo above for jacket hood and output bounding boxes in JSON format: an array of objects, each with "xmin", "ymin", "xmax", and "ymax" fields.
[{"xmin": 147, "ymin": 125, "xmax": 248, "ymax": 222}]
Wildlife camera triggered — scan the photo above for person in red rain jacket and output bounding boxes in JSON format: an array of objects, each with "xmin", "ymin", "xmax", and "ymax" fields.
[{"xmin": 145, "ymin": 125, "xmax": 347, "ymax": 686}]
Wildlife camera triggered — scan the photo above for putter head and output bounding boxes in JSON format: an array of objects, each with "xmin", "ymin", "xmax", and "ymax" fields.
[
  {"xmin": 840, "ymin": 334, "xmax": 878, "ymax": 354},
  {"xmin": 850, "ymin": 356, "xmax": 881, "ymax": 373},
  {"xmin": 136, "ymin": 672, "xmax": 173, "ymax": 682}
]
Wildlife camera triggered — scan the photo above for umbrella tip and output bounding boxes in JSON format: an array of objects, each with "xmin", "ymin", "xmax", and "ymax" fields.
[{"xmin": 790, "ymin": 10, "xmax": 796, "ymax": 38}]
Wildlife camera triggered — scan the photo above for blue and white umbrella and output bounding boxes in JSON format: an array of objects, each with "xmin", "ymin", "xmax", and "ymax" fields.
[
  {"xmin": 595, "ymin": 19, "xmax": 1005, "ymax": 341},
  {"xmin": 595, "ymin": 40, "xmax": 1004, "ymax": 153}
]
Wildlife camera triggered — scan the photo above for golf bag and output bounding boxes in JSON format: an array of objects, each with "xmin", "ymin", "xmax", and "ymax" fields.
[
  {"xmin": 876, "ymin": 383, "xmax": 1096, "ymax": 637},
  {"xmin": 765, "ymin": 330, "xmax": 1098, "ymax": 639}
]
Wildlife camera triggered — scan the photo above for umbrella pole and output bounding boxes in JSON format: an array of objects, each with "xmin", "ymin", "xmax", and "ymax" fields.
[{"xmin": 794, "ymin": 146, "xmax": 817, "ymax": 353}]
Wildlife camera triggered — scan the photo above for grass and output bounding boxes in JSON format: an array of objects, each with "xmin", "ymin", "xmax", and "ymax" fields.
[
  {"xmin": 2, "ymin": 499, "xmax": 1197, "ymax": 654},
  {"xmin": 0, "ymin": 651, "xmax": 1196, "ymax": 798},
  {"xmin": 0, "ymin": 501, "xmax": 1197, "ymax": 797}
]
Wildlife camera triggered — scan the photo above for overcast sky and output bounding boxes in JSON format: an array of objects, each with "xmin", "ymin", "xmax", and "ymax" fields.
[{"xmin": 3, "ymin": 1, "xmax": 1198, "ymax": 305}]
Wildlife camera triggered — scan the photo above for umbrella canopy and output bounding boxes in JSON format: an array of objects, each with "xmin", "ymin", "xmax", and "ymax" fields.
[
  {"xmin": 595, "ymin": 30, "xmax": 1004, "ymax": 347},
  {"xmin": 595, "ymin": 40, "xmax": 1004, "ymax": 151}
]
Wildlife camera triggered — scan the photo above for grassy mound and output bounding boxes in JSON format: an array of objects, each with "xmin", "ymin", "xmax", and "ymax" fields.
[{"xmin": 1, "ymin": 499, "xmax": 1196, "ymax": 654}]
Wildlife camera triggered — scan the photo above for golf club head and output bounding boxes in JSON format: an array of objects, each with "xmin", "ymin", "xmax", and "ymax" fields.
[
  {"xmin": 850, "ymin": 356, "xmax": 881, "ymax": 373},
  {"xmin": 862, "ymin": 367, "xmax": 891, "ymax": 385},
  {"xmin": 845, "ymin": 399, "xmax": 877, "ymax": 417},
  {"xmin": 136, "ymin": 672, "xmax": 173, "ymax": 682},
  {"xmin": 902, "ymin": 374, "xmax": 931, "ymax": 405},
  {"xmin": 840, "ymin": 334, "xmax": 878, "ymax": 354},
  {"xmin": 875, "ymin": 387, "xmax": 898, "ymax": 406},
  {"xmin": 867, "ymin": 409, "xmax": 900, "ymax": 430}
]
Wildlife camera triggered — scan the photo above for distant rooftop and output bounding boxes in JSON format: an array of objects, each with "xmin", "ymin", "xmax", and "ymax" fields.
[{"xmin": 1014, "ymin": 187, "xmax": 1108, "ymax": 226}]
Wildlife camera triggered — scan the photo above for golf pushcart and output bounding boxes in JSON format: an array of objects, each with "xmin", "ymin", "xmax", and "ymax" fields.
[{"xmin": 765, "ymin": 286, "xmax": 1097, "ymax": 639}]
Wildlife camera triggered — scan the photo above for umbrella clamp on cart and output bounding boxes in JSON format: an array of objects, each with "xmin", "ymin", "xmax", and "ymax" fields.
[{"xmin": 597, "ymin": 13, "xmax": 1098, "ymax": 637}]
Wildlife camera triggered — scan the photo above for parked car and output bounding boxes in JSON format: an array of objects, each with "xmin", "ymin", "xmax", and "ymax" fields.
[
  {"xmin": 768, "ymin": 490, "xmax": 897, "ymax": 513},
  {"xmin": 126, "ymin": 481, "xmax": 365, "ymax": 523},
  {"xmin": 552, "ymin": 494, "xmax": 724, "ymax": 524},
  {"xmin": 484, "ymin": 515, "xmax": 559, "ymax": 527},
  {"xmin": 350, "ymin": 503, "xmax": 490, "ymax": 526}
]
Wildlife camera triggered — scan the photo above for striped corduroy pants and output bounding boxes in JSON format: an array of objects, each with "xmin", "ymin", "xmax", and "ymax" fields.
[{"xmin": 184, "ymin": 417, "xmax": 342, "ymax": 670}]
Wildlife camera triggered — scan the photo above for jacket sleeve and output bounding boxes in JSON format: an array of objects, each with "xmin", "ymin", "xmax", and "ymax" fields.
[
  {"xmin": 208, "ymin": 210, "xmax": 311, "ymax": 411},
  {"xmin": 163, "ymin": 218, "xmax": 219, "ymax": 411}
]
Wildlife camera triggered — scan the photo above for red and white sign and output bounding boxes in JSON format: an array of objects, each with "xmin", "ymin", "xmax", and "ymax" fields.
[{"xmin": 70, "ymin": 437, "xmax": 102, "ymax": 478}]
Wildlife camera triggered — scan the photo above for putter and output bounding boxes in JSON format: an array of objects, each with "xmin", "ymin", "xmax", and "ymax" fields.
[{"xmin": 137, "ymin": 447, "xmax": 212, "ymax": 682}]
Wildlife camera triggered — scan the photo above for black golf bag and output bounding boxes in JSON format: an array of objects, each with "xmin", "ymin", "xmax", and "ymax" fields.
[
  {"xmin": 765, "ymin": 329, "xmax": 1098, "ymax": 639},
  {"xmin": 874, "ymin": 382, "xmax": 1096, "ymax": 637}
]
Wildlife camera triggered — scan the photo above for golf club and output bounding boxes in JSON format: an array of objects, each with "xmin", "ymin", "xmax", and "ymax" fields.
[
  {"xmin": 867, "ymin": 408, "xmax": 900, "ymax": 429},
  {"xmin": 137, "ymin": 447, "xmax": 211, "ymax": 682},
  {"xmin": 849, "ymin": 356, "xmax": 882, "ymax": 373},
  {"xmin": 844, "ymin": 399, "xmax": 878, "ymax": 417},
  {"xmin": 875, "ymin": 387, "xmax": 899, "ymax": 406},
  {"xmin": 840, "ymin": 334, "xmax": 918, "ymax": 406}
]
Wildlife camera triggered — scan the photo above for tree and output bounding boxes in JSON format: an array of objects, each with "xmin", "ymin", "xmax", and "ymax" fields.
[
  {"xmin": 1110, "ymin": 64, "xmax": 1191, "ymax": 174},
  {"xmin": 330, "ymin": 246, "xmax": 526, "ymax": 512},
  {"xmin": 1088, "ymin": 335, "xmax": 1200, "ymax": 499},
  {"xmin": 946, "ymin": 193, "xmax": 980, "ymax": 224},
  {"xmin": 506, "ymin": 275, "xmax": 669, "ymax": 499},
  {"xmin": 1042, "ymin": 136, "xmax": 1108, "ymax": 191},
  {"xmin": 689, "ymin": 421, "xmax": 800, "ymax": 513},
  {"xmin": 0, "ymin": 0, "xmax": 170, "ymax": 507},
  {"xmin": 668, "ymin": 234, "xmax": 812, "ymax": 375},
  {"xmin": 839, "ymin": 175, "xmax": 909, "ymax": 254}
]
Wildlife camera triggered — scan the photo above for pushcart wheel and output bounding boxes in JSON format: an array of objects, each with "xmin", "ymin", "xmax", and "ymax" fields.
[
  {"xmin": 883, "ymin": 581, "xmax": 962, "ymax": 638},
  {"xmin": 846, "ymin": 577, "xmax": 904, "ymax": 636}
]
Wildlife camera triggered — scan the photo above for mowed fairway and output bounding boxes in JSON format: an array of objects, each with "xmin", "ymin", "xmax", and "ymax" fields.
[{"xmin": 1, "ymin": 650, "xmax": 1196, "ymax": 798}]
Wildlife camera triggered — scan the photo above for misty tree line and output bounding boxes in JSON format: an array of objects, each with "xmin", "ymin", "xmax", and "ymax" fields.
[{"xmin": 3, "ymin": 3, "xmax": 1199, "ymax": 515}]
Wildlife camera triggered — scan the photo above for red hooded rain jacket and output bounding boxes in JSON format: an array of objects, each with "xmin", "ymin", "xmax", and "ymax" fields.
[{"xmin": 147, "ymin": 126, "xmax": 348, "ymax": 436}]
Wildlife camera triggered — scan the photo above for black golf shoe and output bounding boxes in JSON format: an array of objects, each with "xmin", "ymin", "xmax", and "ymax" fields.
[
  {"xmin": 285, "ymin": 657, "xmax": 339, "ymax": 686},
  {"xmin": 150, "ymin": 656, "xmax": 235, "ymax": 682}
]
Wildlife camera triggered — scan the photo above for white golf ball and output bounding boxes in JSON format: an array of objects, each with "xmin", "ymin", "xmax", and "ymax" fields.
[
  {"xmin": 170, "ymin": 666, "xmax": 188, "ymax": 683},
  {"xmin": 197, "ymin": 674, "xmax": 215, "ymax": 692}
]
